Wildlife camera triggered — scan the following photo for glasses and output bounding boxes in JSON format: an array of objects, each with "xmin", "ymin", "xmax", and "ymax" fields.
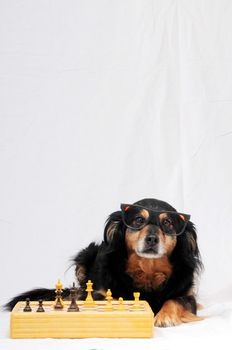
[{"xmin": 120, "ymin": 204, "xmax": 191, "ymax": 236}]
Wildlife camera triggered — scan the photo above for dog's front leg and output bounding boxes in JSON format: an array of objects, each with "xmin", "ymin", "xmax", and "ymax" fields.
[{"xmin": 154, "ymin": 296, "xmax": 203, "ymax": 327}]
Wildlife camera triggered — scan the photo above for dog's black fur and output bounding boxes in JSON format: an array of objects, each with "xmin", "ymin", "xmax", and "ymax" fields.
[{"xmin": 5, "ymin": 198, "xmax": 203, "ymax": 327}]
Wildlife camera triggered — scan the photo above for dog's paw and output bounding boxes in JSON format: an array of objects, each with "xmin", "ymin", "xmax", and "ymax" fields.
[
  {"xmin": 154, "ymin": 307, "xmax": 182, "ymax": 327},
  {"xmin": 154, "ymin": 300, "xmax": 204, "ymax": 327}
]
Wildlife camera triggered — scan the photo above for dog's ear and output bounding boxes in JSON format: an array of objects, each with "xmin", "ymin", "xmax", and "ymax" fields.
[
  {"xmin": 185, "ymin": 221, "xmax": 198, "ymax": 254},
  {"xmin": 104, "ymin": 211, "xmax": 124, "ymax": 244},
  {"xmin": 180, "ymin": 220, "xmax": 202, "ymax": 272}
]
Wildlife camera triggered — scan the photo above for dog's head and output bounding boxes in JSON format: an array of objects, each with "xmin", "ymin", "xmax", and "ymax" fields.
[{"xmin": 104, "ymin": 198, "xmax": 200, "ymax": 263}]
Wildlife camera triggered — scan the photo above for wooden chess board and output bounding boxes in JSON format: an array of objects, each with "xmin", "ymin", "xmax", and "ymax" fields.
[{"xmin": 10, "ymin": 300, "xmax": 154, "ymax": 338}]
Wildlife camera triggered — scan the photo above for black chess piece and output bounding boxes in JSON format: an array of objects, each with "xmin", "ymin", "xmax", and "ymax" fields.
[
  {"xmin": 23, "ymin": 298, "xmax": 32, "ymax": 312},
  {"xmin": 36, "ymin": 299, "xmax": 45, "ymax": 312},
  {"xmin": 67, "ymin": 282, "xmax": 79, "ymax": 312}
]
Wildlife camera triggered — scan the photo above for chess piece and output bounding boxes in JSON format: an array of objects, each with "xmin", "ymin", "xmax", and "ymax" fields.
[
  {"xmin": 54, "ymin": 279, "xmax": 64, "ymax": 309},
  {"xmin": 104, "ymin": 289, "xmax": 113, "ymax": 310},
  {"xmin": 117, "ymin": 297, "xmax": 126, "ymax": 311},
  {"xmin": 36, "ymin": 299, "xmax": 45, "ymax": 312},
  {"xmin": 23, "ymin": 298, "xmax": 32, "ymax": 312},
  {"xmin": 67, "ymin": 282, "xmax": 79, "ymax": 312},
  {"xmin": 84, "ymin": 280, "xmax": 95, "ymax": 307},
  {"xmin": 132, "ymin": 292, "xmax": 142, "ymax": 310}
]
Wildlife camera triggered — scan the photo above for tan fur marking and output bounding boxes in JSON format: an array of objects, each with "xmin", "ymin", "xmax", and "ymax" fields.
[
  {"xmin": 197, "ymin": 303, "xmax": 204, "ymax": 310},
  {"xmin": 154, "ymin": 299, "xmax": 204, "ymax": 327},
  {"xmin": 125, "ymin": 226, "xmax": 177, "ymax": 257},
  {"xmin": 106, "ymin": 221, "xmax": 119, "ymax": 242},
  {"xmin": 75, "ymin": 266, "xmax": 86, "ymax": 283},
  {"xmin": 162, "ymin": 233, "xmax": 177, "ymax": 256},
  {"xmin": 126, "ymin": 253, "xmax": 172, "ymax": 290},
  {"xmin": 140, "ymin": 209, "xmax": 149, "ymax": 219},
  {"xmin": 125, "ymin": 229, "xmax": 146, "ymax": 252},
  {"xmin": 159, "ymin": 213, "xmax": 168, "ymax": 220}
]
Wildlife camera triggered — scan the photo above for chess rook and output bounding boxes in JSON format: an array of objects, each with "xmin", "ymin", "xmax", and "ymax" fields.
[{"xmin": 132, "ymin": 292, "xmax": 142, "ymax": 310}]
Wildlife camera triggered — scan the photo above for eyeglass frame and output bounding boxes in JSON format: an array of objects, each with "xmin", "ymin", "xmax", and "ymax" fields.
[{"xmin": 120, "ymin": 203, "xmax": 191, "ymax": 236}]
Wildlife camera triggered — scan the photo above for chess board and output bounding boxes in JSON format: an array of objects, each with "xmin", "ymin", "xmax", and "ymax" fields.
[{"xmin": 10, "ymin": 300, "xmax": 154, "ymax": 338}]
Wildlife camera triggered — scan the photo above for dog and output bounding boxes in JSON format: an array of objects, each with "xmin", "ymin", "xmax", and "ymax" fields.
[{"xmin": 6, "ymin": 198, "xmax": 203, "ymax": 327}]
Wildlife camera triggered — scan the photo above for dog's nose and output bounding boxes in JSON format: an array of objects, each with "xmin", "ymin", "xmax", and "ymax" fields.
[{"xmin": 145, "ymin": 234, "xmax": 159, "ymax": 246}]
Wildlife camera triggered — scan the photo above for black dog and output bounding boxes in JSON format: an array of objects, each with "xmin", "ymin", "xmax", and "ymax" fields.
[{"xmin": 6, "ymin": 198, "xmax": 203, "ymax": 327}]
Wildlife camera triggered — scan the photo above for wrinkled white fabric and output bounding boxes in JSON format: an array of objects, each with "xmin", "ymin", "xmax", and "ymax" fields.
[{"xmin": 0, "ymin": 0, "xmax": 232, "ymax": 348}]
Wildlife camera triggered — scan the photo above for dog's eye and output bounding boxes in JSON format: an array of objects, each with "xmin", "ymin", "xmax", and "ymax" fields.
[
  {"xmin": 133, "ymin": 216, "xmax": 145, "ymax": 227},
  {"xmin": 162, "ymin": 218, "xmax": 173, "ymax": 227}
]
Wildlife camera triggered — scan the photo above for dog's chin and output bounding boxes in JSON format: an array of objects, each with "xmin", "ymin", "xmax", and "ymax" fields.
[{"xmin": 136, "ymin": 248, "xmax": 165, "ymax": 259}]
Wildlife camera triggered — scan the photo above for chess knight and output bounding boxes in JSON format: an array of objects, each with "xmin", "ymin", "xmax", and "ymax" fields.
[{"xmin": 6, "ymin": 198, "xmax": 203, "ymax": 327}]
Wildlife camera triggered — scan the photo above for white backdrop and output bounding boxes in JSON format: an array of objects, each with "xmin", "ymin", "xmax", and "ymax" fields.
[{"xmin": 1, "ymin": 0, "xmax": 232, "ymax": 311}]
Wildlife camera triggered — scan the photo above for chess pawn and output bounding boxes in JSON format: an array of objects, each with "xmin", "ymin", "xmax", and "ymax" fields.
[
  {"xmin": 67, "ymin": 283, "xmax": 79, "ymax": 312},
  {"xmin": 117, "ymin": 297, "xmax": 126, "ymax": 311},
  {"xmin": 36, "ymin": 299, "xmax": 45, "ymax": 312},
  {"xmin": 23, "ymin": 298, "xmax": 32, "ymax": 312}
]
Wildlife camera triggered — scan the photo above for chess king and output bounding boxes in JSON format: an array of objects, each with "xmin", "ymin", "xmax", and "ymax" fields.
[{"xmin": 5, "ymin": 198, "xmax": 203, "ymax": 327}]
